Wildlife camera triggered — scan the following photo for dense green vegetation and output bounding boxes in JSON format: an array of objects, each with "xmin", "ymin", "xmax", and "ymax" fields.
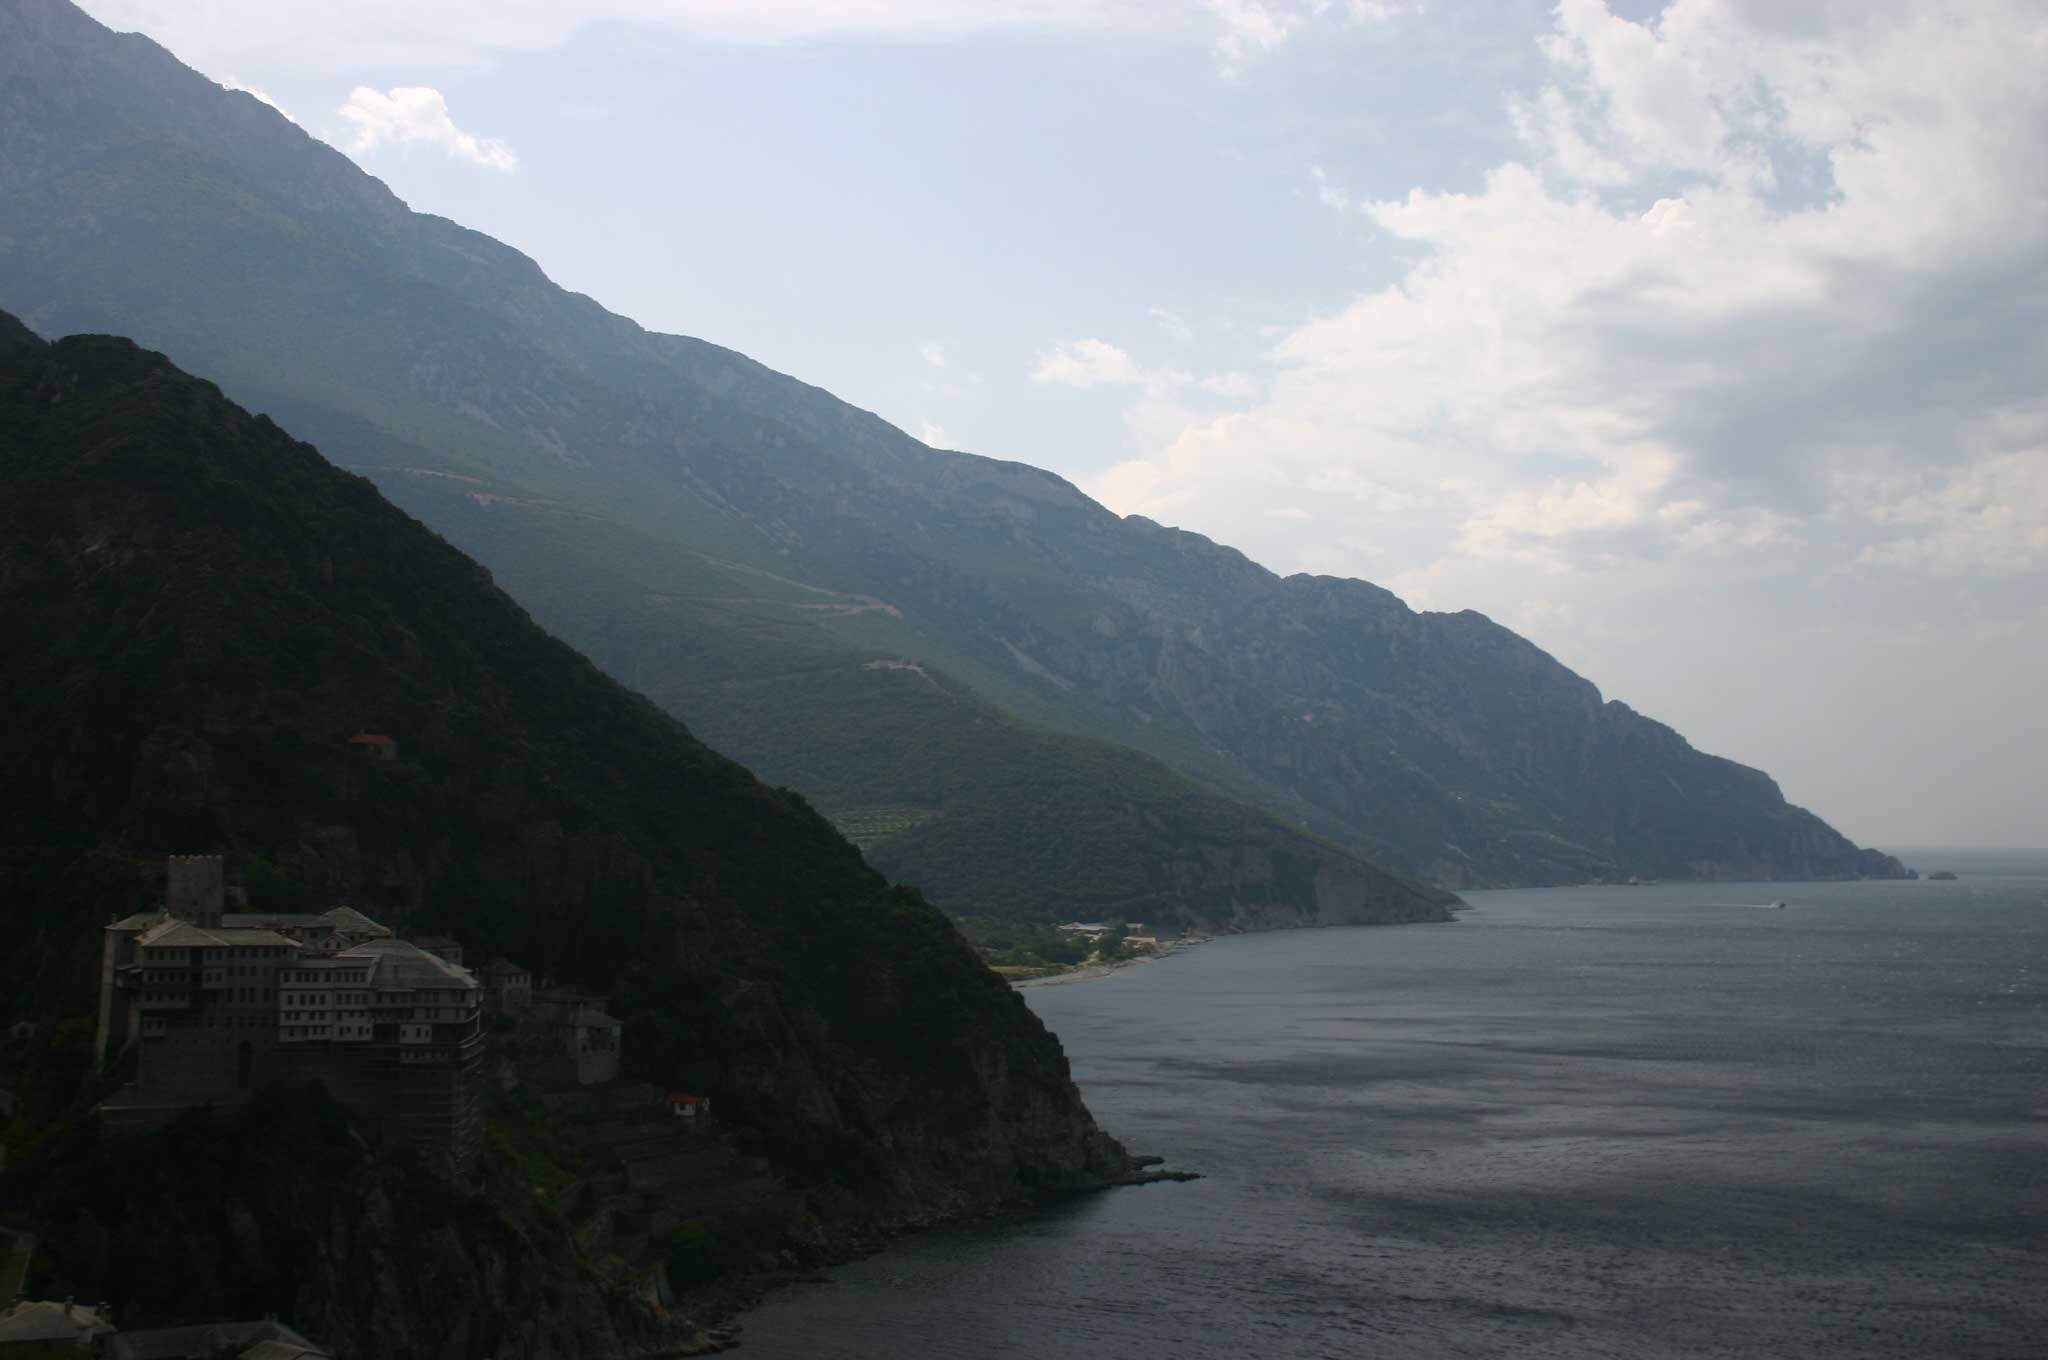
[
  {"xmin": 661, "ymin": 1195, "xmax": 811, "ymax": 1290},
  {"xmin": 404, "ymin": 479, "xmax": 1451, "ymax": 932},
  {"xmin": 482, "ymin": 1084, "xmax": 586, "ymax": 1202},
  {"xmin": 0, "ymin": 1078, "xmax": 685, "ymax": 1358},
  {"xmin": 623, "ymin": 632, "xmax": 1448, "ymax": 931},
  {"xmin": 0, "ymin": 318, "xmax": 1129, "ymax": 1332},
  {"xmin": 970, "ymin": 922, "xmax": 1096, "ymax": 969}
]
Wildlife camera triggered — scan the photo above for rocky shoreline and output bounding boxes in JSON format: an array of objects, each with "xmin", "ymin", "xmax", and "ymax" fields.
[{"xmin": 675, "ymin": 947, "xmax": 1214, "ymax": 1339}]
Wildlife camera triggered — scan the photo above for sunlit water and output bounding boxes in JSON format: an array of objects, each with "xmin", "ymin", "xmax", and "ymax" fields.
[{"xmin": 745, "ymin": 852, "xmax": 2048, "ymax": 1358}]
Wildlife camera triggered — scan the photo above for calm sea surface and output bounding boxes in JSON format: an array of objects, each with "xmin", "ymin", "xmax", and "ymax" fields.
[{"xmin": 746, "ymin": 852, "xmax": 2048, "ymax": 1358}]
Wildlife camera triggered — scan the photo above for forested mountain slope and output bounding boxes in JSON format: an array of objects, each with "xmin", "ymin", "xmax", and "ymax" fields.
[
  {"xmin": 0, "ymin": 0, "xmax": 1908, "ymax": 888},
  {"xmin": 0, "ymin": 316, "xmax": 1133, "ymax": 1349},
  {"xmin": 402, "ymin": 494, "xmax": 1454, "ymax": 933}
]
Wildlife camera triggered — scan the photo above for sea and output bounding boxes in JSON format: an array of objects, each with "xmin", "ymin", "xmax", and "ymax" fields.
[{"xmin": 742, "ymin": 850, "xmax": 2048, "ymax": 1359}]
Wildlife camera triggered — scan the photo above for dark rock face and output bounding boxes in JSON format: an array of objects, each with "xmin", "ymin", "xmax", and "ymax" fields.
[{"xmin": 0, "ymin": 0, "xmax": 1906, "ymax": 890}]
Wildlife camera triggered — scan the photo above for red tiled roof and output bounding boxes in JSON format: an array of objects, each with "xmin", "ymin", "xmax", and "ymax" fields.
[
  {"xmin": 666, "ymin": 1093, "xmax": 708, "ymax": 1105},
  {"xmin": 348, "ymin": 734, "xmax": 396, "ymax": 745}
]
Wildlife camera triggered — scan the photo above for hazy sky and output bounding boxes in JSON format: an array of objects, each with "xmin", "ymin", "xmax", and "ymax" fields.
[{"xmin": 75, "ymin": 0, "xmax": 2047, "ymax": 850}]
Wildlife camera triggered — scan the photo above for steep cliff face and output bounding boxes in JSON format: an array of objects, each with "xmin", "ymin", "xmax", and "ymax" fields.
[
  {"xmin": 0, "ymin": 0, "xmax": 1907, "ymax": 890},
  {"xmin": 1016, "ymin": 568, "xmax": 1912, "ymax": 886},
  {"xmin": 836, "ymin": 514, "xmax": 1907, "ymax": 886},
  {"xmin": 0, "ymin": 318, "xmax": 1130, "ymax": 1350}
]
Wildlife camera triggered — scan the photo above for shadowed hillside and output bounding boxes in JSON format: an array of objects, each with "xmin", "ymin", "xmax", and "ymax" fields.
[{"xmin": 0, "ymin": 314, "xmax": 1131, "ymax": 1351}]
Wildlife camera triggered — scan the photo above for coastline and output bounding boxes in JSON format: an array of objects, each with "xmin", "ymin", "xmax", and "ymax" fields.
[{"xmin": 1008, "ymin": 936, "xmax": 1206, "ymax": 989}]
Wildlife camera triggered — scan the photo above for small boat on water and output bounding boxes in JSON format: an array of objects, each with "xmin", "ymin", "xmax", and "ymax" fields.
[{"xmin": 1772, "ymin": 900, "xmax": 1786, "ymax": 909}]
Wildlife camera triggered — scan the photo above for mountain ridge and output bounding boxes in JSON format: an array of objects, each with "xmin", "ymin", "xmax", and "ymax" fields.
[{"xmin": 0, "ymin": 0, "xmax": 1909, "ymax": 892}]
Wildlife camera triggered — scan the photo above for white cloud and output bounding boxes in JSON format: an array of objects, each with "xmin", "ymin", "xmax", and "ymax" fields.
[
  {"xmin": 919, "ymin": 341, "xmax": 948, "ymax": 369},
  {"xmin": 1071, "ymin": 0, "xmax": 2048, "ymax": 844},
  {"xmin": 1310, "ymin": 164, "xmax": 1355, "ymax": 213},
  {"xmin": 1507, "ymin": 85, "xmax": 1627, "ymax": 186},
  {"xmin": 1848, "ymin": 441, "xmax": 2048, "ymax": 578},
  {"xmin": 1638, "ymin": 196, "xmax": 1693, "ymax": 238},
  {"xmin": 337, "ymin": 86, "xmax": 517, "ymax": 171},
  {"xmin": 919, "ymin": 419, "xmax": 951, "ymax": 447},
  {"xmin": 1032, "ymin": 337, "xmax": 1145, "ymax": 388},
  {"xmin": 1207, "ymin": 0, "xmax": 1406, "ymax": 74},
  {"xmin": 218, "ymin": 78, "xmax": 296, "ymax": 125},
  {"xmin": 1089, "ymin": 0, "xmax": 2048, "ymax": 597},
  {"xmin": 1208, "ymin": 0, "xmax": 1297, "ymax": 74}
]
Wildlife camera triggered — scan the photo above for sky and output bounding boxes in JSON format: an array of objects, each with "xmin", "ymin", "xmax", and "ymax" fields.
[{"xmin": 73, "ymin": 0, "xmax": 2048, "ymax": 851}]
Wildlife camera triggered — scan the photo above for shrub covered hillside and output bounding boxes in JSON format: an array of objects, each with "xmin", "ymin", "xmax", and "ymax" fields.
[
  {"xmin": 0, "ymin": 313, "xmax": 1128, "ymax": 1216},
  {"xmin": 423, "ymin": 495, "xmax": 1453, "ymax": 940}
]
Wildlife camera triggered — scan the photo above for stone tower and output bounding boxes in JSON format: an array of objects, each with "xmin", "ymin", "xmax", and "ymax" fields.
[{"xmin": 166, "ymin": 854, "xmax": 225, "ymax": 928}]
